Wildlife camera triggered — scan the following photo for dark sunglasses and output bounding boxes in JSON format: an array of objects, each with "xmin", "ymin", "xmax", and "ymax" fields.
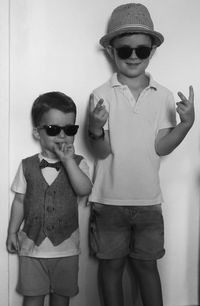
[
  {"xmin": 115, "ymin": 45, "xmax": 152, "ymax": 60},
  {"xmin": 38, "ymin": 125, "xmax": 79, "ymax": 136}
]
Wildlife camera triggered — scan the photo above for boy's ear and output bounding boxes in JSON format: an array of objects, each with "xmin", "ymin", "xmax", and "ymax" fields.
[
  {"xmin": 32, "ymin": 127, "xmax": 40, "ymax": 140},
  {"xmin": 106, "ymin": 46, "xmax": 115, "ymax": 60},
  {"xmin": 150, "ymin": 47, "xmax": 157, "ymax": 59}
]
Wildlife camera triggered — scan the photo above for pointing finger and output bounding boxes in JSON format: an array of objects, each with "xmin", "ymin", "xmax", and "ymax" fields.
[
  {"xmin": 177, "ymin": 86, "xmax": 194, "ymax": 105},
  {"xmin": 90, "ymin": 97, "xmax": 105, "ymax": 114},
  {"xmin": 94, "ymin": 99, "xmax": 105, "ymax": 113},
  {"xmin": 177, "ymin": 91, "xmax": 187, "ymax": 103},
  {"xmin": 96, "ymin": 99, "xmax": 104, "ymax": 108},
  {"xmin": 89, "ymin": 94, "xmax": 95, "ymax": 112},
  {"xmin": 189, "ymin": 85, "xmax": 194, "ymax": 104}
]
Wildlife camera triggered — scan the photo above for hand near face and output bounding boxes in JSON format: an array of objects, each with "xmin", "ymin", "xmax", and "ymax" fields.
[
  {"xmin": 88, "ymin": 94, "xmax": 108, "ymax": 132},
  {"xmin": 176, "ymin": 86, "xmax": 195, "ymax": 127},
  {"xmin": 53, "ymin": 143, "xmax": 75, "ymax": 162}
]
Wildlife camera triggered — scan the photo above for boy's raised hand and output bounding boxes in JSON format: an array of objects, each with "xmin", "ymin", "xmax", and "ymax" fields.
[
  {"xmin": 88, "ymin": 94, "xmax": 108, "ymax": 133},
  {"xmin": 53, "ymin": 143, "xmax": 75, "ymax": 163},
  {"xmin": 176, "ymin": 86, "xmax": 195, "ymax": 127}
]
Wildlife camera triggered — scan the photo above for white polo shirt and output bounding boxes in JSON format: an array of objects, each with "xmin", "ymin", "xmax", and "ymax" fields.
[{"xmin": 89, "ymin": 73, "xmax": 177, "ymax": 206}]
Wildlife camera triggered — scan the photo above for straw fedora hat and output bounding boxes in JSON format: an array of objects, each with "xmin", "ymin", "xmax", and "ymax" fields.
[{"xmin": 100, "ymin": 3, "xmax": 164, "ymax": 48}]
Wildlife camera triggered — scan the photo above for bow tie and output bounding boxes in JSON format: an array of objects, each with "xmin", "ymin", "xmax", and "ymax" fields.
[{"xmin": 40, "ymin": 159, "xmax": 61, "ymax": 171}]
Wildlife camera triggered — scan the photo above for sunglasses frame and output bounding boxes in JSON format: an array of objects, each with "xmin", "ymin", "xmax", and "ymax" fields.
[
  {"xmin": 38, "ymin": 124, "xmax": 79, "ymax": 136},
  {"xmin": 115, "ymin": 45, "xmax": 152, "ymax": 60}
]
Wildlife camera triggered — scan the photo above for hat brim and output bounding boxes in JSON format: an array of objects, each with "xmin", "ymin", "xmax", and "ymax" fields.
[{"xmin": 100, "ymin": 27, "xmax": 164, "ymax": 48}]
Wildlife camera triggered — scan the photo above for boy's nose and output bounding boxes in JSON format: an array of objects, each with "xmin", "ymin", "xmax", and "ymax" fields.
[
  {"xmin": 59, "ymin": 129, "xmax": 65, "ymax": 138},
  {"xmin": 130, "ymin": 49, "xmax": 137, "ymax": 58}
]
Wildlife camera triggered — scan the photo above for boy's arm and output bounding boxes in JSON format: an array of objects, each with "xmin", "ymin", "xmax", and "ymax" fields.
[
  {"xmin": 155, "ymin": 86, "xmax": 194, "ymax": 156},
  {"xmin": 6, "ymin": 193, "xmax": 24, "ymax": 253},
  {"xmin": 53, "ymin": 144, "xmax": 92, "ymax": 196},
  {"xmin": 88, "ymin": 94, "xmax": 112, "ymax": 159}
]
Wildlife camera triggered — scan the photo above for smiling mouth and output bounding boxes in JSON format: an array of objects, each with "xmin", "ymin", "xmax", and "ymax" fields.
[{"xmin": 126, "ymin": 61, "xmax": 141, "ymax": 65}]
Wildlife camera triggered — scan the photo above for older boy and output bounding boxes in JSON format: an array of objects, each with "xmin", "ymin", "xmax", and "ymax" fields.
[
  {"xmin": 7, "ymin": 92, "xmax": 92, "ymax": 306},
  {"xmin": 88, "ymin": 3, "xmax": 194, "ymax": 306}
]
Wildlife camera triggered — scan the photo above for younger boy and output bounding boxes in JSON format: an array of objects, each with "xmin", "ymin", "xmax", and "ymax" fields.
[
  {"xmin": 88, "ymin": 3, "xmax": 194, "ymax": 306},
  {"xmin": 7, "ymin": 92, "xmax": 92, "ymax": 306}
]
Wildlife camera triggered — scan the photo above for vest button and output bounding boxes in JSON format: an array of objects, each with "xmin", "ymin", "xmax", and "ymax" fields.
[
  {"xmin": 47, "ymin": 206, "xmax": 55, "ymax": 213},
  {"xmin": 46, "ymin": 225, "xmax": 55, "ymax": 231}
]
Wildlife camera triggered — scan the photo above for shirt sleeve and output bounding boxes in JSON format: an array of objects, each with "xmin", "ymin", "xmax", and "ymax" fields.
[
  {"xmin": 11, "ymin": 162, "xmax": 27, "ymax": 194},
  {"xmin": 79, "ymin": 158, "xmax": 91, "ymax": 179},
  {"xmin": 157, "ymin": 91, "xmax": 177, "ymax": 130}
]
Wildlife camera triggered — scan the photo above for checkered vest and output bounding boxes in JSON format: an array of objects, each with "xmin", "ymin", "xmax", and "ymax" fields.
[{"xmin": 22, "ymin": 154, "xmax": 83, "ymax": 246}]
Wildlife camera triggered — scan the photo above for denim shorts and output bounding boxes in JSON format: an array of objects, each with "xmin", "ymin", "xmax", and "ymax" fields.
[
  {"xmin": 89, "ymin": 203, "xmax": 165, "ymax": 260},
  {"xmin": 17, "ymin": 255, "xmax": 79, "ymax": 297}
]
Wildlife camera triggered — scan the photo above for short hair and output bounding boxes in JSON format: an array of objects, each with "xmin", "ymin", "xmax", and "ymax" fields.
[{"xmin": 31, "ymin": 91, "xmax": 77, "ymax": 127}]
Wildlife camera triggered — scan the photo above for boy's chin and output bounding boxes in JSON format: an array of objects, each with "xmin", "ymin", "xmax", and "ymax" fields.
[
  {"xmin": 41, "ymin": 149, "xmax": 57, "ymax": 159},
  {"xmin": 121, "ymin": 70, "xmax": 144, "ymax": 79}
]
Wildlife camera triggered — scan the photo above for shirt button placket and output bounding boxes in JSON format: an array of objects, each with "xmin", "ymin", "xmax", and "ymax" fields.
[{"xmin": 44, "ymin": 188, "xmax": 55, "ymax": 235}]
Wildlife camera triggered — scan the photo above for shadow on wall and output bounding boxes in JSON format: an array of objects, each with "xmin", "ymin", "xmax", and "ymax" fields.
[
  {"xmin": 185, "ymin": 137, "xmax": 200, "ymax": 306},
  {"xmin": 198, "ymin": 172, "xmax": 200, "ymax": 305},
  {"xmin": 186, "ymin": 172, "xmax": 200, "ymax": 306}
]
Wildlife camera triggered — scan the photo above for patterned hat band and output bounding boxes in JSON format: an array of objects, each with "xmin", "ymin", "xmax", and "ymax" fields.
[
  {"xmin": 111, "ymin": 24, "xmax": 153, "ymax": 32},
  {"xmin": 100, "ymin": 3, "xmax": 164, "ymax": 48}
]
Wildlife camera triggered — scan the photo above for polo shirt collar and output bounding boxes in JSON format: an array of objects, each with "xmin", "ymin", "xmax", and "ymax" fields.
[{"xmin": 110, "ymin": 73, "xmax": 158, "ymax": 90}]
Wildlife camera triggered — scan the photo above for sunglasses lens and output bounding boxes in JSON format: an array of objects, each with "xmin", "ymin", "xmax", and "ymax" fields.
[
  {"xmin": 64, "ymin": 125, "xmax": 79, "ymax": 136},
  {"xmin": 135, "ymin": 46, "xmax": 151, "ymax": 59},
  {"xmin": 116, "ymin": 47, "xmax": 133, "ymax": 59},
  {"xmin": 45, "ymin": 125, "xmax": 61, "ymax": 136},
  {"xmin": 116, "ymin": 46, "xmax": 152, "ymax": 60},
  {"xmin": 41, "ymin": 125, "xmax": 79, "ymax": 136}
]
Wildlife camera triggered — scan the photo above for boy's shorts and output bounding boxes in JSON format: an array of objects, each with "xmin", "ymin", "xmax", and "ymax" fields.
[
  {"xmin": 17, "ymin": 255, "xmax": 79, "ymax": 297},
  {"xmin": 89, "ymin": 203, "xmax": 165, "ymax": 260}
]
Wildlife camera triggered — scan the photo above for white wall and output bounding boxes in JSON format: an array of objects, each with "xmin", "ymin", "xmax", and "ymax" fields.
[
  {"xmin": 0, "ymin": 0, "xmax": 200, "ymax": 305},
  {"xmin": 0, "ymin": 0, "xmax": 10, "ymax": 305}
]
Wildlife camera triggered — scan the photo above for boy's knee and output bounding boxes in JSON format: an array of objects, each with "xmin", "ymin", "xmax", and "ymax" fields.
[
  {"xmin": 100, "ymin": 258, "xmax": 126, "ymax": 272},
  {"xmin": 130, "ymin": 258, "xmax": 158, "ymax": 273}
]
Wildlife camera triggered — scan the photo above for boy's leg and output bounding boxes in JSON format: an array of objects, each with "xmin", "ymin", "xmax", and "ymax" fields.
[
  {"xmin": 89, "ymin": 204, "xmax": 132, "ymax": 306},
  {"xmin": 50, "ymin": 293, "xmax": 69, "ymax": 306},
  {"xmin": 99, "ymin": 258, "xmax": 126, "ymax": 306},
  {"xmin": 129, "ymin": 258, "xmax": 163, "ymax": 306},
  {"xmin": 50, "ymin": 256, "xmax": 79, "ymax": 298},
  {"xmin": 129, "ymin": 204, "xmax": 165, "ymax": 306},
  {"xmin": 18, "ymin": 257, "xmax": 50, "ymax": 305},
  {"xmin": 23, "ymin": 295, "xmax": 45, "ymax": 306}
]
